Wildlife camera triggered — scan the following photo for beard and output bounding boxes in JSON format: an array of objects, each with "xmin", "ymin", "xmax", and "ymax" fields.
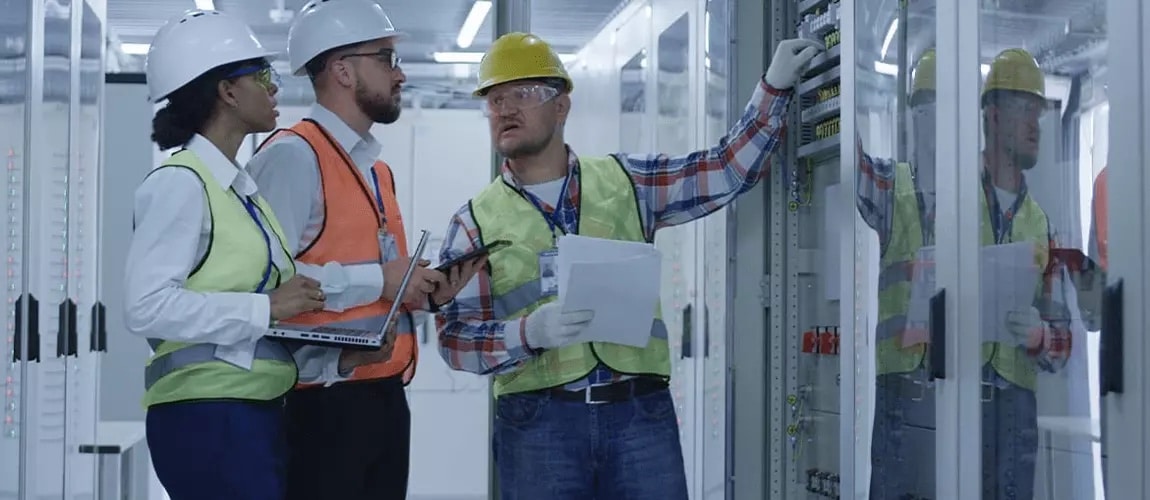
[
  {"xmin": 499, "ymin": 125, "xmax": 555, "ymax": 159},
  {"xmin": 355, "ymin": 84, "xmax": 401, "ymax": 125}
]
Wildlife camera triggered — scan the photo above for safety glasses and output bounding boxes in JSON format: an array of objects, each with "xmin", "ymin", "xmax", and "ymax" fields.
[
  {"xmin": 339, "ymin": 48, "xmax": 402, "ymax": 70},
  {"xmin": 227, "ymin": 63, "xmax": 280, "ymax": 92},
  {"xmin": 482, "ymin": 84, "xmax": 560, "ymax": 117}
]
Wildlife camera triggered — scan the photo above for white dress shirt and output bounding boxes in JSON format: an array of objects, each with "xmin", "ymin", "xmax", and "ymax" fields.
[
  {"xmin": 250, "ymin": 104, "xmax": 426, "ymax": 384},
  {"xmin": 124, "ymin": 135, "xmax": 338, "ymax": 381}
]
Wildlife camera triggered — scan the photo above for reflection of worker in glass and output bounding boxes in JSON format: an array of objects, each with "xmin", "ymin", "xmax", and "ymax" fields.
[
  {"xmin": 859, "ymin": 48, "xmax": 1072, "ymax": 499},
  {"xmin": 435, "ymin": 32, "xmax": 821, "ymax": 499},
  {"xmin": 1089, "ymin": 167, "xmax": 1108, "ymax": 269}
]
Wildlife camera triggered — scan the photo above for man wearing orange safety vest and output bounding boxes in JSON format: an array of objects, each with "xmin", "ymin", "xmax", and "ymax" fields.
[{"xmin": 248, "ymin": 1, "xmax": 483, "ymax": 499}]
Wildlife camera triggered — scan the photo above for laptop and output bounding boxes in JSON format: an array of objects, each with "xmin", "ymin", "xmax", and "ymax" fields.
[{"xmin": 266, "ymin": 229, "xmax": 431, "ymax": 351}]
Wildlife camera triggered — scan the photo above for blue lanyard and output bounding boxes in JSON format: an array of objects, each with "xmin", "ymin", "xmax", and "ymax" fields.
[
  {"xmin": 912, "ymin": 171, "xmax": 935, "ymax": 246},
  {"xmin": 981, "ymin": 169, "xmax": 1028, "ymax": 244},
  {"xmin": 368, "ymin": 169, "xmax": 388, "ymax": 224},
  {"xmin": 522, "ymin": 175, "xmax": 570, "ymax": 238},
  {"xmin": 240, "ymin": 195, "xmax": 274, "ymax": 294}
]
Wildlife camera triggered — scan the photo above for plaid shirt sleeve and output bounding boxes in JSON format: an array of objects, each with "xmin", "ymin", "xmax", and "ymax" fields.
[
  {"xmin": 855, "ymin": 137, "xmax": 899, "ymax": 250},
  {"xmin": 1034, "ymin": 235, "xmax": 1073, "ymax": 373},
  {"xmin": 434, "ymin": 207, "xmax": 535, "ymax": 375},
  {"xmin": 614, "ymin": 79, "xmax": 794, "ymax": 236}
]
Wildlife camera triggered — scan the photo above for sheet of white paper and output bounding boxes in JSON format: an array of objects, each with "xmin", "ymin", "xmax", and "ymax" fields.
[
  {"xmin": 981, "ymin": 242, "xmax": 1041, "ymax": 344},
  {"xmin": 553, "ymin": 235, "xmax": 662, "ymax": 348},
  {"xmin": 555, "ymin": 234, "xmax": 660, "ymax": 296},
  {"xmin": 560, "ymin": 257, "xmax": 661, "ymax": 348},
  {"xmin": 905, "ymin": 242, "xmax": 1041, "ymax": 346}
]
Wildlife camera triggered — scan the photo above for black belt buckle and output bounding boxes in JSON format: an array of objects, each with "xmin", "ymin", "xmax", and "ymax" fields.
[{"xmin": 582, "ymin": 383, "xmax": 614, "ymax": 405}]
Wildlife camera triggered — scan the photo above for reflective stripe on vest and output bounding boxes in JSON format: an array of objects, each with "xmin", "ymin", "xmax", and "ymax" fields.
[
  {"xmin": 470, "ymin": 156, "xmax": 670, "ymax": 398},
  {"xmin": 258, "ymin": 119, "xmax": 419, "ymax": 385},
  {"xmin": 877, "ymin": 163, "xmax": 1051, "ymax": 390},
  {"xmin": 142, "ymin": 150, "xmax": 299, "ymax": 407}
]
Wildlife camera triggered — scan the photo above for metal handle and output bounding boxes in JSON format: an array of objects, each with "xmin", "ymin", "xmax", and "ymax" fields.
[
  {"xmin": 90, "ymin": 301, "xmax": 107, "ymax": 352},
  {"xmin": 703, "ymin": 304, "xmax": 710, "ymax": 358},
  {"xmin": 57, "ymin": 299, "xmax": 78, "ymax": 358},
  {"xmin": 928, "ymin": 289, "xmax": 946, "ymax": 381},
  {"xmin": 1101, "ymin": 279, "xmax": 1124, "ymax": 395},
  {"xmin": 680, "ymin": 303, "xmax": 693, "ymax": 359},
  {"xmin": 14, "ymin": 294, "xmax": 40, "ymax": 363}
]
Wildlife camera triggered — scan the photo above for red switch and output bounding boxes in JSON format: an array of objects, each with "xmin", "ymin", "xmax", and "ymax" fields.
[
  {"xmin": 819, "ymin": 328, "xmax": 835, "ymax": 355},
  {"xmin": 802, "ymin": 330, "xmax": 817, "ymax": 353}
]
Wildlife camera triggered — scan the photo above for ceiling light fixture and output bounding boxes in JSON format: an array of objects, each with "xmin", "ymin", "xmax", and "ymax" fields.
[
  {"xmin": 433, "ymin": 51, "xmax": 576, "ymax": 64},
  {"xmin": 194, "ymin": 0, "xmax": 215, "ymax": 10},
  {"xmin": 456, "ymin": 0, "xmax": 492, "ymax": 49}
]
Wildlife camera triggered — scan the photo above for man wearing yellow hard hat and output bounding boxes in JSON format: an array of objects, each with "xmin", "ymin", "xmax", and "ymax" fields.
[
  {"xmin": 433, "ymin": 32, "xmax": 821, "ymax": 498},
  {"xmin": 855, "ymin": 48, "xmax": 942, "ymax": 499},
  {"xmin": 859, "ymin": 47, "xmax": 1073, "ymax": 499}
]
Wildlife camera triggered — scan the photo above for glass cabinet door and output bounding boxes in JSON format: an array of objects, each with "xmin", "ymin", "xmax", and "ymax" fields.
[
  {"xmin": 0, "ymin": 1, "xmax": 31, "ymax": 498},
  {"xmin": 844, "ymin": 0, "xmax": 941, "ymax": 497},
  {"xmin": 967, "ymin": 0, "xmax": 1108, "ymax": 498},
  {"xmin": 699, "ymin": 0, "xmax": 730, "ymax": 497},
  {"xmin": 63, "ymin": 1, "xmax": 104, "ymax": 498},
  {"xmin": 652, "ymin": 11, "xmax": 699, "ymax": 494}
]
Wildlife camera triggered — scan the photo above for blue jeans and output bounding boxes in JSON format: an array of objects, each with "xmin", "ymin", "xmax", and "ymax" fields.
[
  {"xmin": 869, "ymin": 368, "xmax": 1038, "ymax": 500},
  {"xmin": 147, "ymin": 399, "xmax": 286, "ymax": 500},
  {"xmin": 493, "ymin": 388, "xmax": 689, "ymax": 500}
]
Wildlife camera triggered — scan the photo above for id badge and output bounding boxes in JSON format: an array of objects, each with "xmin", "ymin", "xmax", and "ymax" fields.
[
  {"xmin": 378, "ymin": 229, "xmax": 400, "ymax": 263},
  {"xmin": 539, "ymin": 249, "xmax": 559, "ymax": 297}
]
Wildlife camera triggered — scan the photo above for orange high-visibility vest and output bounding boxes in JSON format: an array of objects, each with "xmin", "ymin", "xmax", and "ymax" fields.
[
  {"xmin": 259, "ymin": 119, "xmax": 418, "ymax": 387},
  {"xmin": 1092, "ymin": 167, "xmax": 1108, "ymax": 269}
]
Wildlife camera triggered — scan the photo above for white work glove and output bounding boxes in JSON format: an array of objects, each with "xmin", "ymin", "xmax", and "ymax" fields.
[
  {"xmin": 764, "ymin": 38, "xmax": 825, "ymax": 89},
  {"xmin": 1005, "ymin": 306, "xmax": 1046, "ymax": 350},
  {"xmin": 524, "ymin": 302, "xmax": 594, "ymax": 350}
]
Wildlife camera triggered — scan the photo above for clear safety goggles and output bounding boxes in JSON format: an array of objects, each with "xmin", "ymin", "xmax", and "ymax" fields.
[
  {"xmin": 482, "ymin": 84, "xmax": 560, "ymax": 117},
  {"xmin": 340, "ymin": 48, "xmax": 402, "ymax": 70},
  {"xmin": 228, "ymin": 63, "xmax": 280, "ymax": 93}
]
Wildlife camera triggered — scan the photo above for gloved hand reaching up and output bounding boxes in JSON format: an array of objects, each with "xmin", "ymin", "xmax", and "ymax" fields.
[
  {"xmin": 524, "ymin": 302, "xmax": 594, "ymax": 350},
  {"xmin": 765, "ymin": 38, "xmax": 825, "ymax": 90}
]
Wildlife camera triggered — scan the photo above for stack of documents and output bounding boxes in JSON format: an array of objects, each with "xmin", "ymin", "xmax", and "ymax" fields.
[
  {"xmin": 904, "ymin": 242, "xmax": 1041, "ymax": 346},
  {"xmin": 555, "ymin": 234, "xmax": 662, "ymax": 348}
]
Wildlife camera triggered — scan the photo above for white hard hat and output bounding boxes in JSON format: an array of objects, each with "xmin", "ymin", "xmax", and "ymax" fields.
[
  {"xmin": 288, "ymin": 0, "xmax": 405, "ymax": 77},
  {"xmin": 146, "ymin": 10, "xmax": 276, "ymax": 102}
]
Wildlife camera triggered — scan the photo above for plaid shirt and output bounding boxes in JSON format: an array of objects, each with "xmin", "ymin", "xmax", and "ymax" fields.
[
  {"xmin": 435, "ymin": 79, "xmax": 792, "ymax": 387},
  {"xmin": 855, "ymin": 144, "xmax": 1072, "ymax": 373}
]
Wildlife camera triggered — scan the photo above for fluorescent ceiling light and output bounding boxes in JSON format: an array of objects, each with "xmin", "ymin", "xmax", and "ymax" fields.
[
  {"xmin": 881, "ymin": 19, "xmax": 898, "ymax": 59},
  {"xmin": 434, "ymin": 51, "xmax": 576, "ymax": 64},
  {"xmin": 874, "ymin": 61, "xmax": 992, "ymax": 79},
  {"xmin": 121, "ymin": 43, "xmax": 150, "ymax": 55},
  {"xmin": 194, "ymin": 0, "xmax": 215, "ymax": 10},
  {"xmin": 456, "ymin": 0, "xmax": 492, "ymax": 49}
]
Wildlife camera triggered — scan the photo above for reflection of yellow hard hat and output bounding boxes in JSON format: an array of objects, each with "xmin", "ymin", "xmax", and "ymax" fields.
[
  {"xmin": 475, "ymin": 33, "xmax": 574, "ymax": 96},
  {"xmin": 982, "ymin": 48, "xmax": 1045, "ymax": 100},
  {"xmin": 910, "ymin": 49, "xmax": 935, "ymax": 103}
]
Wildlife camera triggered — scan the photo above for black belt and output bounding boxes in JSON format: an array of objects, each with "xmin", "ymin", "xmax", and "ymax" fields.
[{"xmin": 541, "ymin": 377, "xmax": 668, "ymax": 404}]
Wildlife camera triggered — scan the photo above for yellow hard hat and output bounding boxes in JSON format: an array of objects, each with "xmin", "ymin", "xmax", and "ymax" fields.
[
  {"xmin": 475, "ymin": 32, "xmax": 574, "ymax": 96},
  {"xmin": 910, "ymin": 49, "xmax": 936, "ymax": 104},
  {"xmin": 982, "ymin": 48, "xmax": 1045, "ymax": 100}
]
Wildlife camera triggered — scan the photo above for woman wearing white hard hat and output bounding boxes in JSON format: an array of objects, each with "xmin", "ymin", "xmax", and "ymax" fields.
[{"xmin": 123, "ymin": 9, "xmax": 325, "ymax": 499}]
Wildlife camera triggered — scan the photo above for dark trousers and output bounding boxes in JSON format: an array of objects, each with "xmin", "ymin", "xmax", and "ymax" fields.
[
  {"xmin": 285, "ymin": 376, "xmax": 411, "ymax": 500},
  {"xmin": 147, "ymin": 399, "xmax": 287, "ymax": 500}
]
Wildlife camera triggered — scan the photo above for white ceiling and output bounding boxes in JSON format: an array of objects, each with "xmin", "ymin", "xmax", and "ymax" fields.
[{"xmin": 108, "ymin": 0, "xmax": 627, "ymax": 64}]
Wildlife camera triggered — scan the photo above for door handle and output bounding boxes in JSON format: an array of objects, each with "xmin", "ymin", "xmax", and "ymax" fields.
[
  {"xmin": 1100, "ymin": 279, "xmax": 1123, "ymax": 395},
  {"xmin": 90, "ymin": 301, "xmax": 107, "ymax": 352},
  {"xmin": 680, "ymin": 303, "xmax": 693, "ymax": 359},
  {"xmin": 13, "ymin": 294, "xmax": 40, "ymax": 363},
  {"xmin": 57, "ymin": 298, "xmax": 78, "ymax": 358},
  {"xmin": 703, "ymin": 304, "xmax": 710, "ymax": 358},
  {"xmin": 928, "ymin": 288, "xmax": 946, "ymax": 381}
]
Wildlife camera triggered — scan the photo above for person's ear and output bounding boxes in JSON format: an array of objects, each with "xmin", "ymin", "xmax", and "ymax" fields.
[{"xmin": 218, "ymin": 79, "xmax": 240, "ymax": 109}]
